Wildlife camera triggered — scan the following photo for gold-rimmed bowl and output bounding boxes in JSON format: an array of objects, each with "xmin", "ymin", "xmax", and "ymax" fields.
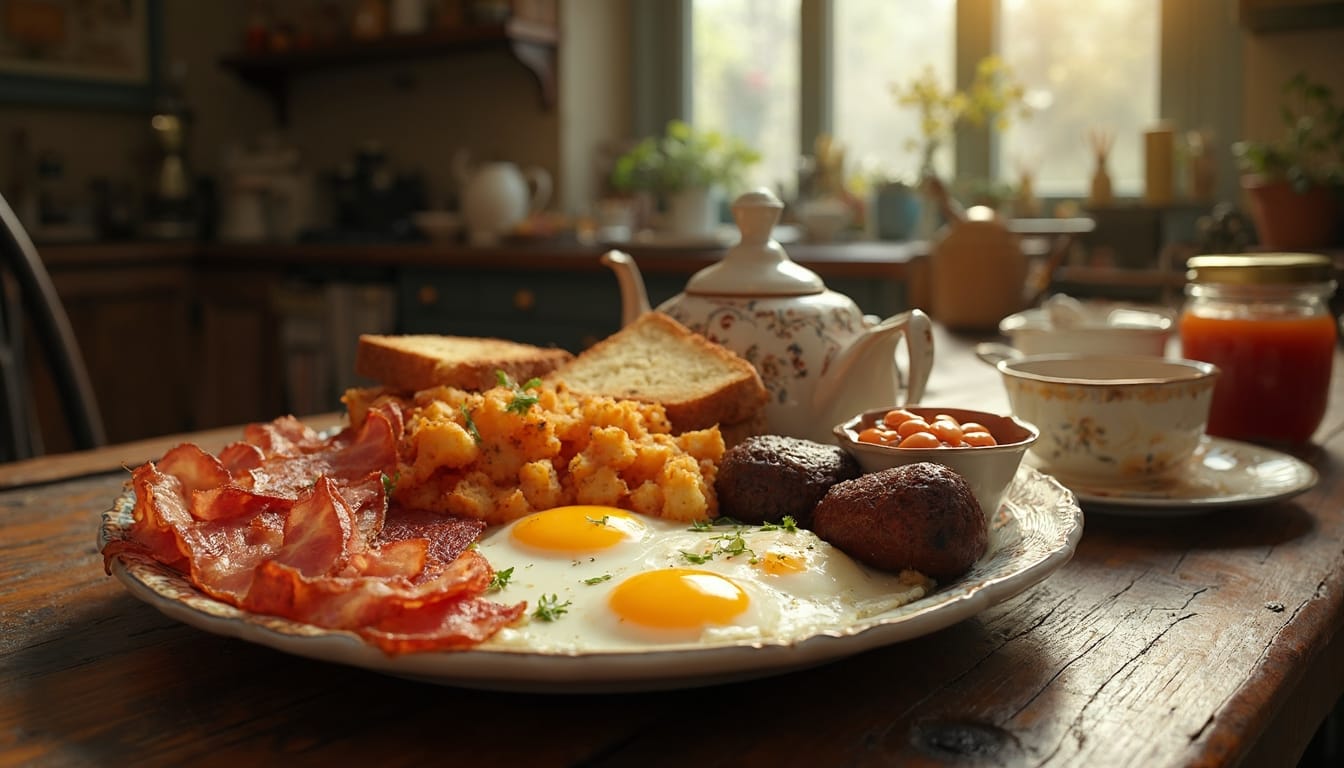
[{"xmin": 834, "ymin": 406, "xmax": 1040, "ymax": 519}]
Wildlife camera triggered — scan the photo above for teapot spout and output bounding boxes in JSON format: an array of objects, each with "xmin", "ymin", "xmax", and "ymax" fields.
[
  {"xmin": 601, "ymin": 249, "xmax": 652, "ymax": 327},
  {"xmin": 811, "ymin": 309, "xmax": 935, "ymax": 436}
]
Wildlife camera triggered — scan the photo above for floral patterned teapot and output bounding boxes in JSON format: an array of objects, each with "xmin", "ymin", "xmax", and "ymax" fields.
[{"xmin": 602, "ymin": 189, "xmax": 934, "ymax": 443}]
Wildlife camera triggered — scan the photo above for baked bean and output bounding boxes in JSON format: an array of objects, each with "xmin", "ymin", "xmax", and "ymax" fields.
[{"xmin": 855, "ymin": 409, "xmax": 999, "ymax": 448}]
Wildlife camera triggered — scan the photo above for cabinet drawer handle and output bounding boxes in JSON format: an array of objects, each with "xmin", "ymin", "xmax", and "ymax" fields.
[
  {"xmin": 513, "ymin": 288, "xmax": 535, "ymax": 311},
  {"xmin": 418, "ymin": 285, "xmax": 439, "ymax": 306}
]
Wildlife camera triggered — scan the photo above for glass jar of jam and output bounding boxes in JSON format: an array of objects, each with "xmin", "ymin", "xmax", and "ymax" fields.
[{"xmin": 1181, "ymin": 253, "xmax": 1337, "ymax": 444}]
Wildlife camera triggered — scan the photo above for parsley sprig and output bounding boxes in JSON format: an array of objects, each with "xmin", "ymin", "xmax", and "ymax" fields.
[
  {"xmin": 532, "ymin": 594, "xmax": 572, "ymax": 622},
  {"xmin": 497, "ymin": 371, "xmax": 543, "ymax": 415},
  {"xmin": 679, "ymin": 516, "xmax": 800, "ymax": 565},
  {"xmin": 488, "ymin": 566, "xmax": 514, "ymax": 592},
  {"xmin": 459, "ymin": 403, "xmax": 482, "ymax": 443},
  {"xmin": 681, "ymin": 529, "xmax": 756, "ymax": 564}
]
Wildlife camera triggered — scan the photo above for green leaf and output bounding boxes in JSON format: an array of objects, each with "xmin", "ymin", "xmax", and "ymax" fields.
[
  {"xmin": 459, "ymin": 404, "xmax": 482, "ymax": 443},
  {"xmin": 532, "ymin": 594, "xmax": 572, "ymax": 622},
  {"xmin": 488, "ymin": 566, "xmax": 515, "ymax": 592}
]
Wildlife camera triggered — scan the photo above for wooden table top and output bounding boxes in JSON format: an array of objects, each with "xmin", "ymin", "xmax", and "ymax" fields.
[{"xmin": 3, "ymin": 326, "xmax": 1342, "ymax": 767}]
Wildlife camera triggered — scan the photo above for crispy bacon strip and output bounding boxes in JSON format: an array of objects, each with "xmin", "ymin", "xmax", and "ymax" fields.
[{"xmin": 103, "ymin": 407, "xmax": 522, "ymax": 655}]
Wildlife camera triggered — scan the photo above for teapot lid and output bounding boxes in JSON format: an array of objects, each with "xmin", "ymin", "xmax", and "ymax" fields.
[{"xmin": 685, "ymin": 189, "xmax": 825, "ymax": 296}]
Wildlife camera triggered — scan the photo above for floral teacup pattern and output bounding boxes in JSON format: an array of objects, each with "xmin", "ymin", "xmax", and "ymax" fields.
[{"xmin": 1001, "ymin": 362, "xmax": 1217, "ymax": 485}]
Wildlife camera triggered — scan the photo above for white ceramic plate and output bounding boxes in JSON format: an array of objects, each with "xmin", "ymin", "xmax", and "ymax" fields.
[
  {"xmin": 99, "ymin": 466, "xmax": 1082, "ymax": 693},
  {"xmin": 1032, "ymin": 436, "xmax": 1318, "ymax": 515}
]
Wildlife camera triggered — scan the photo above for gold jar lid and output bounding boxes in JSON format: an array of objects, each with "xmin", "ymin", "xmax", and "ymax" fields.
[{"xmin": 1186, "ymin": 253, "xmax": 1335, "ymax": 284}]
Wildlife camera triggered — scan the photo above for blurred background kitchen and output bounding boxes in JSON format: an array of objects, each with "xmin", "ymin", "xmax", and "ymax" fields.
[{"xmin": 1, "ymin": 0, "xmax": 1342, "ymax": 454}]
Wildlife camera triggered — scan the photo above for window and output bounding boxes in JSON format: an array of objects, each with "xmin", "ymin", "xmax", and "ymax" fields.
[
  {"xmin": 685, "ymin": 0, "xmax": 1162, "ymax": 201},
  {"xmin": 833, "ymin": 0, "xmax": 956, "ymax": 184},
  {"xmin": 690, "ymin": 0, "xmax": 800, "ymax": 198},
  {"xmin": 998, "ymin": 0, "xmax": 1159, "ymax": 196}
]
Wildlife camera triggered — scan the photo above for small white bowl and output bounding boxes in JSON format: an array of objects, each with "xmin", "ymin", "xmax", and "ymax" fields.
[
  {"xmin": 413, "ymin": 210, "xmax": 463, "ymax": 243},
  {"xmin": 997, "ymin": 354, "xmax": 1218, "ymax": 485},
  {"xmin": 834, "ymin": 406, "xmax": 1040, "ymax": 519},
  {"xmin": 998, "ymin": 300, "xmax": 1174, "ymax": 357}
]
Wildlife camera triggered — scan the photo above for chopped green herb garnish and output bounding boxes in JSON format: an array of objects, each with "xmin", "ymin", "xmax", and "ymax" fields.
[
  {"xmin": 583, "ymin": 574, "xmax": 612, "ymax": 585},
  {"xmin": 680, "ymin": 528, "xmax": 757, "ymax": 564},
  {"xmin": 380, "ymin": 471, "xmax": 398, "ymax": 496},
  {"xmin": 488, "ymin": 566, "xmax": 515, "ymax": 591},
  {"xmin": 689, "ymin": 519, "xmax": 714, "ymax": 532},
  {"xmin": 532, "ymin": 594, "xmax": 572, "ymax": 622},
  {"xmin": 586, "ymin": 515, "xmax": 611, "ymax": 527},
  {"xmin": 498, "ymin": 371, "xmax": 543, "ymax": 414},
  {"xmin": 459, "ymin": 403, "xmax": 482, "ymax": 443},
  {"xmin": 507, "ymin": 393, "xmax": 539, "ymax": 414},
  {"xmin": 759, "ymin": 516, "xmax": 799, "ymax": 533},
  {"xmin": 717, "ymin": 531, "xmax": 752, "ymax": 558}
]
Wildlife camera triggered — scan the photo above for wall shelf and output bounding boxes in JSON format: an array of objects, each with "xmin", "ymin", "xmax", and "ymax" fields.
[
  {"xmin": 1238, "ymin": 0, "xmax": 1344, "ymax": 33},
  {"xmin": 218, "ymin": 19, "xmax": 557, "ymax": 123}
]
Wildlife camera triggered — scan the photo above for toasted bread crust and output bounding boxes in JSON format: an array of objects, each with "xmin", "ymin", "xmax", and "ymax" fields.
[
  {"xmin": 355, "ymin": 334, "xmax": 573, "ymax": 392},
  {"xmin": 551, "ymin": 312, "xmax": 768, "ymax": 432}
]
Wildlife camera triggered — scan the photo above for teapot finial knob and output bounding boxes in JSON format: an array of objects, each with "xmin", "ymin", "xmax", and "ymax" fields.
[
  {"xmin": 684, "ymin": 188, "xmax": 824, "ymax": 297},
  {"xmin": 731, "ymin": 188, "xmax": 784, "ymax": 246}
]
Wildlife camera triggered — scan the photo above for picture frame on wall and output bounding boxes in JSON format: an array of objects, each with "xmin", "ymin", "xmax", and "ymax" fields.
[{"xmin": 0, "ymin": 0, "xmax": 161, "ymax": 109}]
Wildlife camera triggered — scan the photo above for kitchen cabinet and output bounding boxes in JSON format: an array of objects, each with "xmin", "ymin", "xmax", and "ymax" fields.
[
  {"xmin": 31, "ymin": 240, "xmax": 926, "ymax": 450},
  {"xmin": 397, "ymin": 267, "xmax": 628, "ymax": 351},
  {"xmin": 193, "ymin": 265, "xmax": 287, "ymax": 431},
  {"xmin": 34, "ymin": 247, "xmax": 196, "ymax": 450},
  {"xmin": 396, "ymin": 267, "xmax": 914, "ymax": 353},
  {"xmin": 219, "ymin": 17, "xmax": 558, "ymax": 123}
]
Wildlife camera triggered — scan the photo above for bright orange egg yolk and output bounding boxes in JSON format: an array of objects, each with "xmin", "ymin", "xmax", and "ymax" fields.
[
  {"xmin": 509, "ymin": 505, "xmax": 645, "ymax": 554},
  {"xmin": 607, "ymin": 568, "xmax": 750, "ymax": 629}
]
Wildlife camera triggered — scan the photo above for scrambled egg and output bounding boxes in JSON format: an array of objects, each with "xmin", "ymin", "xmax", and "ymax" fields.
[{"xmin": 343, "ymin": 381, "xmax": 724, "ymax": 525}]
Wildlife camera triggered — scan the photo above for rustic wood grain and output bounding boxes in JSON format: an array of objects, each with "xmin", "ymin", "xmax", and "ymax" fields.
[{"xmin": 3, "ymin": 329, "xmax": 1342, "ymax": 767}]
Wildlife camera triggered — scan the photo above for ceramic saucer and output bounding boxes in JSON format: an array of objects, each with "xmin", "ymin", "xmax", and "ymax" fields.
[{"xmin": 1028, "ymin": 436, "xmax": 1318, "ymax": 516}]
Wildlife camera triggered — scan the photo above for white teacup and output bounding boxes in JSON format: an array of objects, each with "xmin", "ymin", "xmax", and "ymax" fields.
[
  {"xmin": 997, "ymin": 354, "xmax": 1218, "ymax": 485},
  {"xmin": 998, "ymin": 300, "xmax": 1174, "ymax": 357}
]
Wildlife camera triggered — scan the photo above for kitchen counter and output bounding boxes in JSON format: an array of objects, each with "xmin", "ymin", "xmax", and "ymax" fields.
[{"xmin": 38, "ymin": 236, "xmax": 929, "ymax": 282}]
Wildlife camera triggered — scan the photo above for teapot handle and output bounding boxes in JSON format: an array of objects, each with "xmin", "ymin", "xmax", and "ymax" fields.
[
  {"xmin": 600, "ymin": 249, "xmax": 651, "ymax": 326},
  {"xmin": 893, "ymin": 308, "xmax": 933, "ymax": 406},
  {"xmin": 811, "ymin": 307, "xmax": 934, "ymax": 433},
  {"xmin": 526, "ymin": 167, "xmax": 552, "ymax": 214}
]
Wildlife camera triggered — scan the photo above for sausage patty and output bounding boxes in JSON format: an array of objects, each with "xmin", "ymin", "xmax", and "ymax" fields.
[
  {"xmin": 714, "ymin": 435, "xmax": 861, "ymax": 528},
  {"xmin": 811, "ymin": 462, "xmax": 987, "ymax": 580}
]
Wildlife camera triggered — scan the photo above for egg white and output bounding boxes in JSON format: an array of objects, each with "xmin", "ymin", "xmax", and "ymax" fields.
[{"xmin": 473, "ymin": 506, "xmax": 932, "ymax": 653}]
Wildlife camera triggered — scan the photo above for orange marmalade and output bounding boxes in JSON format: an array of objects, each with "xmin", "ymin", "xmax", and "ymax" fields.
[{"xmin": 1181, "ymin": 253, "xmax": 1337, "ymax": 444}]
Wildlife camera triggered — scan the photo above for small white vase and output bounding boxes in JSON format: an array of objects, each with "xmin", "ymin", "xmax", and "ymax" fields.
[{"xmin": 663, "ymin": 187, "xmax": 720, "ymax": 237}]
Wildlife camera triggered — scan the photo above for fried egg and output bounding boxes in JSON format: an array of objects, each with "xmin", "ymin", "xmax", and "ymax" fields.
[{"xmin": 473, "ymin": 505, "xmax": 933, "ymax": 653}]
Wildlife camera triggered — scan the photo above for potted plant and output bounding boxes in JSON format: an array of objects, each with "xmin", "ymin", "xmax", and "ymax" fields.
[
  {"xmin": 611, "ymin": 120, "xmax": 761, "ymax": 236},
  {"xmin": 1233, "ymin": 73, "xmax": 1344, "ymax": 250},
  {"xmin": 891, "ymin": 56, "xmax": 1030, "ymax": 237}
]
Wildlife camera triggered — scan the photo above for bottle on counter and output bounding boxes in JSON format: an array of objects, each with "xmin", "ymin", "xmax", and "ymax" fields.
[{"xmin": 1181, "ymin": 253, "xmax": 1337, "ymax": 445}]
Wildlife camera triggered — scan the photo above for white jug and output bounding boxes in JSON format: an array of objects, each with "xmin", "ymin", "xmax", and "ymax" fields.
[{"xmin": 456, "ymin": 158, "xmax": 551, "ymax": 245}]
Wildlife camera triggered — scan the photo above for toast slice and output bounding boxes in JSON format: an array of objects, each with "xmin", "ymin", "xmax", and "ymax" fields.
[
  {"xmin": 552, "ymin": 312, "xmax": 768, "ymax": 432},
  {"xmin": 355, "ymin": 334, "xmax": 573, "ymax": 392}
]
